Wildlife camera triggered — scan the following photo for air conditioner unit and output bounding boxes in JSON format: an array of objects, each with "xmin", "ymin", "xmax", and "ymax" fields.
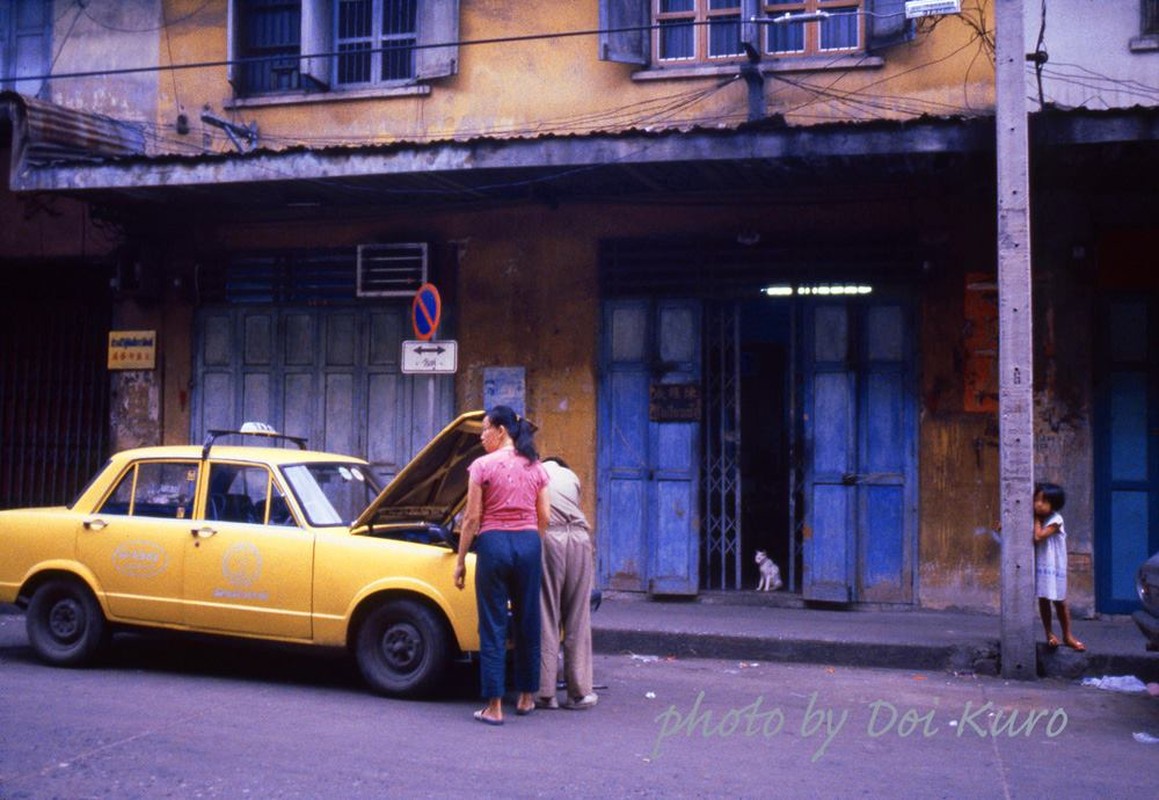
[
  {"xmin": 356, "ymin": 243, "xmax": 428, "ymax": 298},
  {"xmin": 904, "ymin": 0, "xmax": 961, "ymax": 18}
]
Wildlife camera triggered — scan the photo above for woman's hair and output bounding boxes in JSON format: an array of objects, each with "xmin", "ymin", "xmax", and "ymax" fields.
[
  {"xmin": 1035, "ymin": 482, "xmax": 1066, "ymax": 511},
  {"xmin": 487, "ymin": 405, "xmax": 538, "ymax": 463}
]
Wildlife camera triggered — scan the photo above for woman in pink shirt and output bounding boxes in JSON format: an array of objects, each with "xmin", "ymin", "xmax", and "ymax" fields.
[{"xmin": 454, "ymin": 405, "xmax": 550, "ymax": 725}]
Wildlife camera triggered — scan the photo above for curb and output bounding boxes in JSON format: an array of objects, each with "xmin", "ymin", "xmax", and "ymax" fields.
[{"xmin": 594, "ymin": 628, "xmax": 1159, "ymax": 682}]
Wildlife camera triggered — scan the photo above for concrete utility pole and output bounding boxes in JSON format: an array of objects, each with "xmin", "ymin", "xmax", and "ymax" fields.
[{"xmin": 995, "ymin": 0, "xmax": 1037, "ymax": 680}]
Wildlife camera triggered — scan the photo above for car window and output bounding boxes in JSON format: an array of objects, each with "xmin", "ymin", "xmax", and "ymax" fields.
[
  {"xmin": 282, "ymin": 463, "xmax": 380, "ymax": 527},
  {"xmin": 100, "ymin": 461, "xmax": 199, "ymax": 519},
  {"xmin": 206, "ymin": 463, "xmax": 297, "ymax": 526}
]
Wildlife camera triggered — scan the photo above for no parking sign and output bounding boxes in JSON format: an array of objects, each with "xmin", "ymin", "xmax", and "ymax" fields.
[{"xmin": 411, "ymin": 283, "xmax": 441, "ymax": 341}]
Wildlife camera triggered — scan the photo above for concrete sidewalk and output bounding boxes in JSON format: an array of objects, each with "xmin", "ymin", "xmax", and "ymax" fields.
[{"xmin": 590, "ymin": 591, "xmax": 1159, "ymax": 682}]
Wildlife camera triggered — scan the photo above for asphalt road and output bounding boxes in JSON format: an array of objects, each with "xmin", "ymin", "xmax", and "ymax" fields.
[{"xmin": 2, "ymin": 612, "xmax": 1157, "ymax": 799}]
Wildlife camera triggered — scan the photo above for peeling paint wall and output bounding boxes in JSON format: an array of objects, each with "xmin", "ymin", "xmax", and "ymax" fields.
[{"xmin": 48, "ymin": 0, "xmax": 161, "ymax": 123}]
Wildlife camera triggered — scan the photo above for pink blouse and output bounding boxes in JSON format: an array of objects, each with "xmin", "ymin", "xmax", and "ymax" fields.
[{"xmin": 468, "ymin": 447, "xmax": 548, "ymax": 533}]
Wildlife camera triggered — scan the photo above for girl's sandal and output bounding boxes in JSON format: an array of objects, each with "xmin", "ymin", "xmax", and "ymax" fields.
[
  {"xmin": 1046, "ymin": 634, "xmax": 1060, "ymax": 649},
  {"xmin": 1064, "ymin": 637, "xmax": 1086, "ymax": 652}
]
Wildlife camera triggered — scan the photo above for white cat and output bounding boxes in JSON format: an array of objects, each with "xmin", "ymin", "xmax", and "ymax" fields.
[{"xmin": 755, "ymin": 550, "xmax": 783, "ymax": 592}]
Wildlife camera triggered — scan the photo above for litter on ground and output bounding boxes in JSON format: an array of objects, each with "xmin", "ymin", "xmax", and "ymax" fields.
[{"xmin": 1081, "ymin": 675, "xmax": 1148, "ymax": 693}]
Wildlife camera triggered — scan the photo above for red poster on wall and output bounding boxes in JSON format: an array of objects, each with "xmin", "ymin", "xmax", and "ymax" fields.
[{"xmin": 963, "ymin": 273, "xmax": 998, "ymax": 413}]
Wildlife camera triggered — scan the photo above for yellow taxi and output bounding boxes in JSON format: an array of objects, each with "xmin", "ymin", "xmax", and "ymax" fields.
[{"xmin": 0, "ymin": 412, "xmax": 486, "ymax": 697}]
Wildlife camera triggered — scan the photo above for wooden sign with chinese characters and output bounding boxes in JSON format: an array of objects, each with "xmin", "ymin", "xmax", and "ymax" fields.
[
  {"xmin": 108, "ymin": 330, "xmax": 157, "ymax": 370},
  {"xmin": 649, "ymin": 382, "xmax": 701, "ymax": 422},
  {"xmin": 963, "ymin": 274, "xmax": 998, "ymax": 413}
]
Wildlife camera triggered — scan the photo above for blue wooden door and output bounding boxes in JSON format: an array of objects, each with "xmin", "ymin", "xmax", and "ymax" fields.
[
  {"xmin": 599, "ymin": 299, "xmax": 701, "ymax": 595},
  {"xmin": 803, "ymin": 298, "xmax": 916, "ymax": 603},
  {"xmin": 1096, "ymin": 298, "xmax": 1159, "ymax": 613}
]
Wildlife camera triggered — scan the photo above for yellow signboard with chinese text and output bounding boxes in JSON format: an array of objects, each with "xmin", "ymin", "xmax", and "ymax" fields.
[{"xmin": 108, "ymin": 330, "xmax": 157, "ymax": 370}]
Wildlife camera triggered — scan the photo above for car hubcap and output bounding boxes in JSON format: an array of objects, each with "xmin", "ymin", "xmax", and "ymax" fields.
[
  {"xmin": 48, "ymin": 598, "xmax": 83, "ymax": 643},
  {"xmin": 382, "ymin": 623, "xmax": 422, "ymax": 672}
]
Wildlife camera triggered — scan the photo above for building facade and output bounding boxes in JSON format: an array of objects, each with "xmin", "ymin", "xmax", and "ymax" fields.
[{"xmin": 2, "ymin": 0, "xmax": 1157, "ymax": 614}]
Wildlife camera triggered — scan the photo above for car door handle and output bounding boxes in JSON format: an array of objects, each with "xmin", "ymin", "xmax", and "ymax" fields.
[
  {"xmin": 83, "ymin": 518, "xmax": 108, "ymax": 531},
  {"xmin": 191, "ymin": 526, "xmax": 218, "ymax": 539}
]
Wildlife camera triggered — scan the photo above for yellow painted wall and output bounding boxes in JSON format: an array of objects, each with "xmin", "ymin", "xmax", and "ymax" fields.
[{"xmin": 150, "ymin": 1, "xmax": 995, "ymax": 155}]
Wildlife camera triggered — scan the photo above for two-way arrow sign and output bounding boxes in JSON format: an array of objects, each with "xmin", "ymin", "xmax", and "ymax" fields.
[{"xmin": 401, "ymin": 339, "xmax": 458, "ymax": 374}]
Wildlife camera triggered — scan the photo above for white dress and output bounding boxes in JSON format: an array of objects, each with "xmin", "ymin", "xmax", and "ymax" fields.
[{"xmin": 1034, "ymin": 511, "xmax": 1067, "ymax": 601}]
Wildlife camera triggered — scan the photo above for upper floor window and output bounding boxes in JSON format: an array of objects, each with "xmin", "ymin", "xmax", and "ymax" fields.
[
  {"xmin": 0, "ymin": 0, "xmax": 50, "ymax": 96},
  {"xmin": 763, "ymin": 1, "xmax": 862, "ymax": 57},
  {"xmin": 230, "ymin": 0, "xmax": 458, "ymax": 98},
  {"xmin": 656, "ymin": 1, "xmax": 745, "ymax": 63},
  {"xmin": 336, "ymin": 0, "xmax": 417, "ymax": 85},
  {"xmin": 600, "ymin": 0, "xmax": 910, "ymax": 70},
  {"xmin": 654, "ymin": 1, "xmax": 862, "ymax": 64},
  {"xmin": 1130, "ymin": 0, "xmax": 1159, "ymax": 51}
]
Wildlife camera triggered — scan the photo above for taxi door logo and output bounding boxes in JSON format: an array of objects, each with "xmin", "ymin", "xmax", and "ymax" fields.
[
  {"xmin": 221, "ymin": 542, "xmax": 262, "ymax": 588},
  {"xmin": 112, "ymin": 541, "xmax": 169, "ymax": 578}
]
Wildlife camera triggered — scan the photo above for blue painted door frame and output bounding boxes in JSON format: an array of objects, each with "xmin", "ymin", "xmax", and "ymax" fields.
[
  {"xmin": 1095, "ymin": 296, "xmax": 1159, "ymax": 613},
  {"xmin": 598, "ymin": 299, "xmax": 701, "ymax": 595},
  {"xmin": 802, "ymin": 296, "xmax": 917, "ymax": 603}
]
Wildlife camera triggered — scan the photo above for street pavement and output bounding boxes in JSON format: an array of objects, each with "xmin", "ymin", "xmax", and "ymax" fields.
[
  {"xmin": 591, "ymin": 591, "xmax": 1159, "ymax": 684},
  {"xmin": 3, "ymin": 609, "xmax": 1158, "ymax": 799}
]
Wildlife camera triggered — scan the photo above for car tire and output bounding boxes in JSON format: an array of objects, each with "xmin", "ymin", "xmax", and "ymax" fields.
[
  {"xmin": 26, "ymin": 578, "xmax": 108, "ymax": 667},
  {"xmin": 355, "ymin": 598, "xmax": 451, "ymax": 697}
]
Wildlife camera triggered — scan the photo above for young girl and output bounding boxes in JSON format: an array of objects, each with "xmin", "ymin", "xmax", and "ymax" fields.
[{"xmin": 1034, "ymin": 482, "xmax": 1085, "ymax": 651}]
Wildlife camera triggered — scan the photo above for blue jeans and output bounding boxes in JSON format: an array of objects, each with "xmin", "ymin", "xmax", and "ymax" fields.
[{"xmin": 474, "ymin": 530, "xmax": 543, "ymax": 699}]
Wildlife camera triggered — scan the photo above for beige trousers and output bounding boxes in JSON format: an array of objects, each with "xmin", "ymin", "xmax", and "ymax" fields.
[{"xmin": 539, "ymin": 525, "xmax": 594, "ymax": 699}]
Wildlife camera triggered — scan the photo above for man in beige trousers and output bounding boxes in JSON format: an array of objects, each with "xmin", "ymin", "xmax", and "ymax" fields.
[{"xmin": 536, "ymin": 457, "xmax": 598, "ymax": 710}]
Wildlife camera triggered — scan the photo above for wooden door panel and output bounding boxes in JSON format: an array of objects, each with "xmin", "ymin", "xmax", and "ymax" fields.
[
  {"xmin": 804, "ymin": 298, "xmax": 914, "ymax": 603},
  {"xmin": 807, "ymin": 483, "xmax": 852, "ymax": 601},
  {"xmin": 599, "ymin": 299, "xmax": 700, "ymax": 595}
]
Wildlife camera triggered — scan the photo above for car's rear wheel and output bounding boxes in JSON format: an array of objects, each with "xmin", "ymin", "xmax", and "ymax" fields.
[
  {"xmin": 355, "ymin": 599, "xmax": 451, "ymax": 697},
  {"xmin": 26, "ymin": 578, "xmax": 107, "ymax": 667}
]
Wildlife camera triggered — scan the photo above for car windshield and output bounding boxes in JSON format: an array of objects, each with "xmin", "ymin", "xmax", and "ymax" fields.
[{"xmin": 281, "ymin": 463, "xmax": 382, "ymax": 527}]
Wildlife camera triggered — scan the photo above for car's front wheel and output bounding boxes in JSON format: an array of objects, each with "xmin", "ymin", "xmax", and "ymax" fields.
[
  {"xmin": 355, "ymin": 598, "xmax": 451, "ymax": 697},
  {"xmin": 26, "ymin": 578, "xmax": 107, "ymax": 667}
]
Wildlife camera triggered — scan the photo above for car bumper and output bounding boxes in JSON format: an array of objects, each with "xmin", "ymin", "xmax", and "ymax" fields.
[{"xmin": 1133, "ymin": 609, "xmax": 1159, "ymax": 651}]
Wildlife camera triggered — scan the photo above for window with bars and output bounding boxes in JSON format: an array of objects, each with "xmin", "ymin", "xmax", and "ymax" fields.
[
  {"xmin": 336, "ymin": 0, "xmax": 417, "ymax": 85},
  {"xmin": 237, "ymin": 0, "xmax": 303, "ymax": 93},
  {"xmin": 604, "ymin": 0, "xmax": 905, "ymax": 68},
  {"xmin": 656, "ymin": 0, "xmax": 744, "ymax": 63},
  {"xmin": 653, "ymin": 0, "xmax": 863, "ymax": 64},
  {"xmin": 231, "ymin": 0, "xmax": 458, "ymax": 97},
  {"xmin": 763, "ymin": 0, "xmax": 862, "ymax": 56}
]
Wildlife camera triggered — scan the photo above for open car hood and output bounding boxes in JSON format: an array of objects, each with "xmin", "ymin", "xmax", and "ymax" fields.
[{"xmin": 352, "ymin": 410, "xmax": 486, "ymax": 532}]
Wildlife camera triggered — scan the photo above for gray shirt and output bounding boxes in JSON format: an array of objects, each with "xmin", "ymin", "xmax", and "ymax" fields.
[{"xmin": 543, "ymin": 460, "xmax": 591, "ymax": 534}]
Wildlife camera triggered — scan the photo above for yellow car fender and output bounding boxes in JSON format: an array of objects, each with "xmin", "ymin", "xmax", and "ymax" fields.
[
  {"xmin": 14, "ymin": 560, "xmax": 108, "ymax": 615},
  {"xmin": 333, "ymin": 570, "xmax": 480, "ymax": 653}
]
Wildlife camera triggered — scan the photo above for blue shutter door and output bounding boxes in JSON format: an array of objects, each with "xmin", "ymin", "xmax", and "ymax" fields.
[
  {"xmin": 600, "ymin": 301, "xmax": 651, "ymax": 591},
  {"xmin": 858, "ymin": 303, "xmax": 914, "ymax": 602},
  {"xmin": 803, "ymin": 298, "xmax": 915, "ymax": 603},
  {"xmin": 804, "ymin": 305, "xmax": 856, "ymax": 601},
  {"xmin": 1097, "ymin": 298, "xmax": 1159, "ymax": 613},
  {"xmin": 599, "ymin": 299, "xmax": 701, "ymax": 595},
  {"xmin": 649, "ymin": 301, "xmax": 701, "ymax": 594}
]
